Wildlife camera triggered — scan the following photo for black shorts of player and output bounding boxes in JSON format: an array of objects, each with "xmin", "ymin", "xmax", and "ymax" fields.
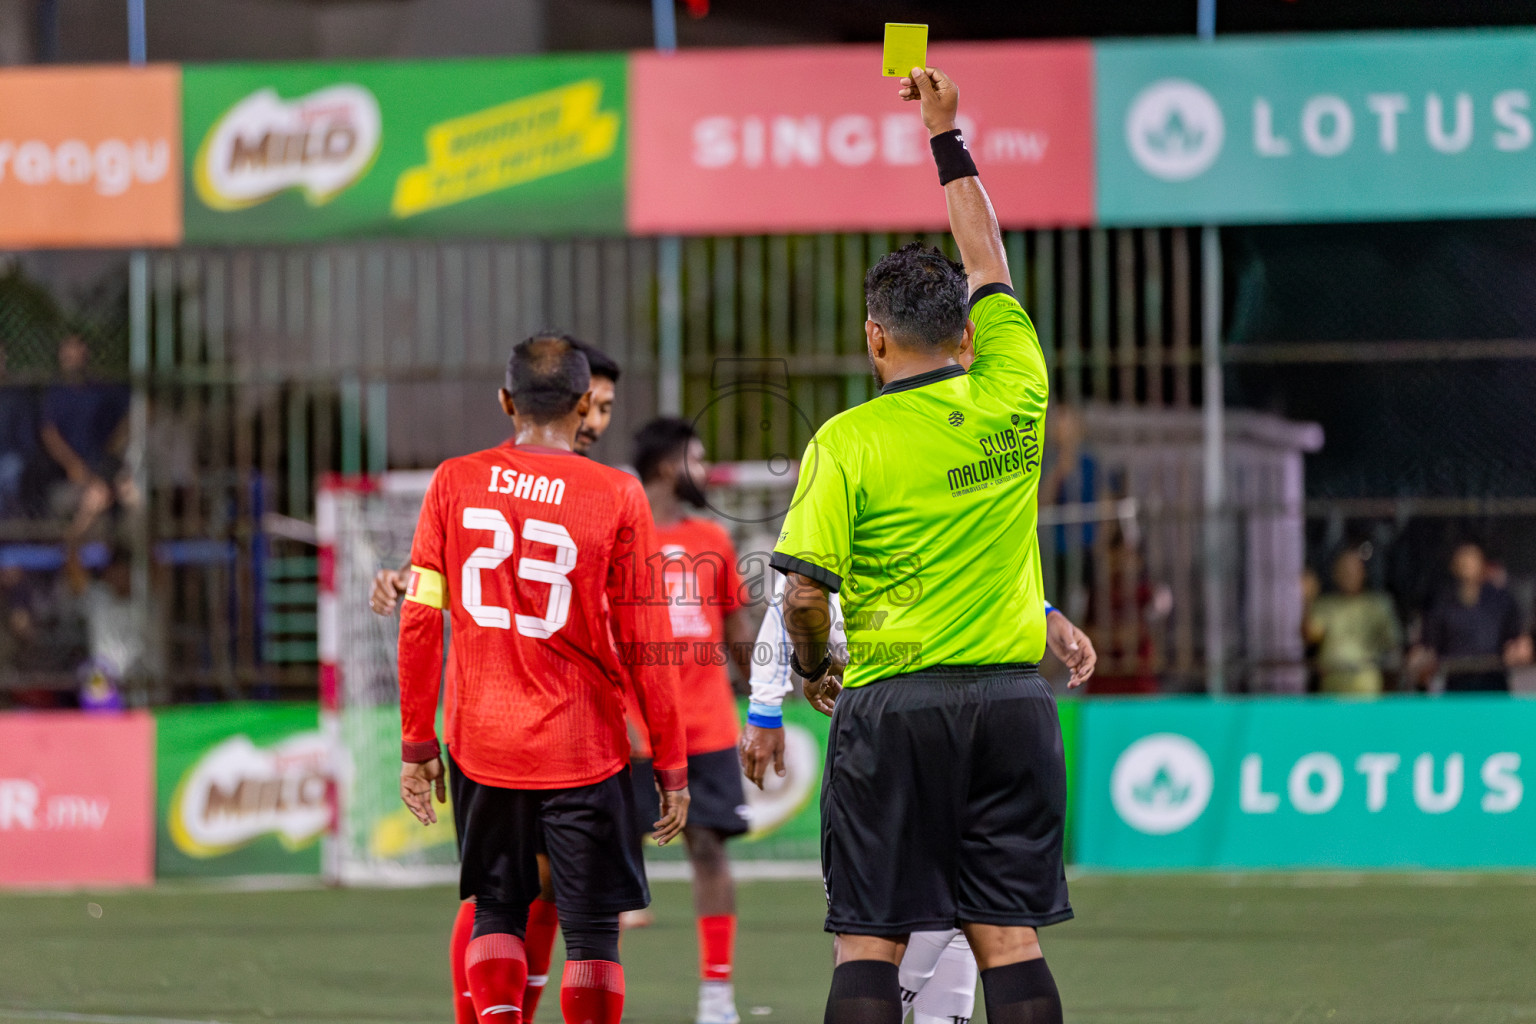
[
  {"xmin": 631, "ymin": 747, "xmax": 750, "ymax": 838},
  {"xmin": 447, "ymin": 752, "xmax": 548, "ymax": 862},
  {"xmin": 820, "ymin": 663, "xmax": 1073, "ymax": 936},
  {"xmin": 448, "ymin": 752, "xmax": 650, "ymax": 915}
]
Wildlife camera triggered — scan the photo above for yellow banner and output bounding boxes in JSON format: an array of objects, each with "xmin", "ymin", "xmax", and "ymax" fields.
[{"xmin": 391, "ymin": 78, "xmax": 619, "ymax": 218}]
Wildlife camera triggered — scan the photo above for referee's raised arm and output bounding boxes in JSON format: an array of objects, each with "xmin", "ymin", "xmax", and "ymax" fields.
[{"xmin": 899, "ymin": 67, "xmax": 1010, "ymax": 295}]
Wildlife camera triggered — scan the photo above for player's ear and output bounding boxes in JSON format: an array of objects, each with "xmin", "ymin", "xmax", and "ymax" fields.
[
  {"xmin": 958, "ymin": 320, "xmax": 976, "ymax": 365},
  {"xmin": 575, "ymin": 389, "xmax": 593, "ymax": 418},
  {"xmin": 499, "ymin": 388, "xmax": 517, "ymax": 419}
]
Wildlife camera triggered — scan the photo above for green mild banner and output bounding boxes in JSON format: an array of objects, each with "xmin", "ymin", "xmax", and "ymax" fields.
[
  {"xmin": 181, "ymin": 55, "xmax": 626, "ymax": 243},
  {"xmin": 1076, "ymin": 697, "xmax": 1536, "ymax": 869},
  {"xmin": 1096, "ymin": 30, "xmax": 1536, "ymax": 224},
  {"xmin": 155, "ymin": 703, "xmax": 330, "ymax": 877}
]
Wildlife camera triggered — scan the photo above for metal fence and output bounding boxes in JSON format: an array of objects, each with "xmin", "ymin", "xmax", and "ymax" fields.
[{"xmin": 1, "ymin": 228, "xmax": 1297, "ymax": 702}]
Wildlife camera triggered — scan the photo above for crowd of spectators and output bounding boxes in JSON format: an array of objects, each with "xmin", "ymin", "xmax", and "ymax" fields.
[
  {"xmin": 1304, "ymin": 540, "xmax": 1534, "ymax": 695},
  {"xmin": 0, "ymin": 331, "xmax": 140, "ymax": 710}
]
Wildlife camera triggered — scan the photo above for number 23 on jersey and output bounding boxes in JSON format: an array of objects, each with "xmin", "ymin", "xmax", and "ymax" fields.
[{"xmin": 459, "ymin": 507, "xmax": 577, "ymax": 639}]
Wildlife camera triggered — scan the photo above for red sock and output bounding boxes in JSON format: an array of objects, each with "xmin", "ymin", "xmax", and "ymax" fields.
[
  {"xmin": 467, "ymin": 933, "xmax": 529, "ymax": 1022},
  {"xmin": 522, "ymin": 898, "xmax": 560, "ymax": 1022},
  {"xmin": 698, "ymin": 914, "xmax": 736, "ymax": 982},
  {"xmin": 449, "ymin": 899, "xmax": 477, "ymax": 1024},
  {"xmin": 560, "ymin": 960, "xmax": 624, "ymax": 1024}
]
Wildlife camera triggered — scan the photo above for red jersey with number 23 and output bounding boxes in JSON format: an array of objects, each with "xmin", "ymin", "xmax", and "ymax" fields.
[{"xmin": 398, "ymin": 442, "xmax": 687, "ymax": 791}]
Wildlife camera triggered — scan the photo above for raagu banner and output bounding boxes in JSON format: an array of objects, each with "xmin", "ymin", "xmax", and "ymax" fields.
[{"xmin": 0, "ymin": 66, "xmax": 181, "ymax": 249}]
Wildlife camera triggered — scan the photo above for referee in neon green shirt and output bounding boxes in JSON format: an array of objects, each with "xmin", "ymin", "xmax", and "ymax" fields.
[{"xmin": 769, "ymin": 66, "xmax": 1074, "ymax": 1024}]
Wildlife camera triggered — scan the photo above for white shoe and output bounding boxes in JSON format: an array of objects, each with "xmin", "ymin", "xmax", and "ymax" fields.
[{"xmin": 696, "ymin": 980, "xmax": 740, "ymax": 1024}]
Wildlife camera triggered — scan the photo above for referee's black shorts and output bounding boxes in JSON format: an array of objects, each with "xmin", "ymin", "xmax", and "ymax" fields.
[
  {"xmin": 448, "ymin": 751, "xmax": 650, "ymax": 915},
  {"xmin": 820, "ymin": 663, "xmax": 1072, "ymax": 936}
]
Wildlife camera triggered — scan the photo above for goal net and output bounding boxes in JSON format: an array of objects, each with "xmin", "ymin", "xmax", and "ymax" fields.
[
  {"xmin": 317, "ymin": 462, "xmax": 810, "ymax": 885},
  {"xmin": 318, "ymin": 471, "xmax": 459, "ymax": 886}
]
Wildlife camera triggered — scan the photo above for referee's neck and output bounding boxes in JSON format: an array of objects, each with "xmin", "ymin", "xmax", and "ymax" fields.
[{"xmin": 879, "ymin": 354, "xmax": 963, "ymax": 390}]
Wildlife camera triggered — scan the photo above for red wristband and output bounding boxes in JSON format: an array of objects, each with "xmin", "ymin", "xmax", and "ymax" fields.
[
  {"xmin": 655, "ymin": 765, "xmax": 688, "ymax": 792},
  {"xmin": 401, "ymin": 738, "xmax": 440, "ymax": 763}
]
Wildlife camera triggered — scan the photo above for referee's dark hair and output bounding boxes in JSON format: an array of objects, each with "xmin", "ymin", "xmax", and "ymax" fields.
[
  {"xmin": 865, "ymin": 242, "xmax": 968, "ymax": 351},
  {"xmin": 505, "ymin": 334, "xmax": 591, "ymax": 422},
  {"xmin": 633, "ymin": 416, "xmax": 698, "ymax": 485}
]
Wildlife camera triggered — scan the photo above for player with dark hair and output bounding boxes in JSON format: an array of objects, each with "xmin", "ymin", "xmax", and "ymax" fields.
[
  {"xmin": 772, "ymin": 67, "xmax": 1071, "ymax": 1024},
  {"xmin": 399, "ymin": 334, "xmax": 689, "ymax": 1024},
  {"xmin": 378, "ymin": 334, "xmax": 632, "ymax": 1023},
  {"xmin": 628, "ymin": 416, "xmax": 758, "ymax": 1024}
]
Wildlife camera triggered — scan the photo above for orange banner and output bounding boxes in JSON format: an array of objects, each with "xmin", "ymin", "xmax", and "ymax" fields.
[{"xmin": 0, "ymin": 65, "xmax": 182, "ymax": 249}]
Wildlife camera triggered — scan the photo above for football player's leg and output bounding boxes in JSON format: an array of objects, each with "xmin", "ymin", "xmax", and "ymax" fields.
[
  {"xmin": 449, "ymin": 898, "xmax": 477, "ymax": 1024},
  {"xmin": 453, "ymin": 766, "xmax": 540, "ymax": 1023},
  {"xmin": 897, "ymin": 929, "xmax": 955, "ymax": 1020},
  {"xmin": 682, "ymin": 747, "xmax": 751, "ymax": 1023},
  {"xmin": 910, "ymin": 931, "xmax": 978, "ymax": 1024},
  {"xmin": 468, "ymin": 897, "xmax": 533, "ymax": 1022},
  {"xmin": 542, "ymin": 769, "xmax": 651, "ymax": 1024},
  {"xmin": 522, "ymin": 853, "xmax": 560, "ymax": 1022},
  {"xmin": 686, "ymin": 825, "xmax": 738, "ymax": 1024}
]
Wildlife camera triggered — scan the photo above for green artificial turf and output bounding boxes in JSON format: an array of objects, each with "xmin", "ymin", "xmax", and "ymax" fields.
[{"xmin": 2, "ymin": 874, "xmax": 1534, "ymax": 1024}]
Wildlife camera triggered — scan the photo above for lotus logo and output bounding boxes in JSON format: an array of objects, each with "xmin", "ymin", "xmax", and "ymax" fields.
[
  {"xmin": 1111, "ymin": 733, "xmax": 1214, "ymax": 834},
  {"xmin": 1126, "ymin": 79, "xmax": 1225, "ymax": 182}
]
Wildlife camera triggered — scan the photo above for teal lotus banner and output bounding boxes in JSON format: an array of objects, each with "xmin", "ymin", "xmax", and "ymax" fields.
[
  {"xmin": 1075, "ymin": 697, "xmax": 1536, "ymax": 869},
  {"xmin": 1096, "ymin": 30, "xmax": 1536, "ymax": 225}
]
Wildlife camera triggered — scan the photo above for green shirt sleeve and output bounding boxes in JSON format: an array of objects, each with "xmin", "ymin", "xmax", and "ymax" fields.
[
  {"xmin": 770, "ymin": 435, "xmax": 855, "ymax": 592},
  {"xmin": 968, "ymin": 283, "xmax": 1048, "ymax": 401}
]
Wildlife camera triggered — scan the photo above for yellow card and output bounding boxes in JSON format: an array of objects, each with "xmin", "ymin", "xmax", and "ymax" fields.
[{"xmin": 882, "ymin": 23, "xmax": 928, "ymax": 78}]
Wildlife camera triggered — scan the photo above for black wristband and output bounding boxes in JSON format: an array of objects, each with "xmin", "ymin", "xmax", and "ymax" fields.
[
  {"xmin": 930, "ymin": 128, "xmax": 978, "ymax": 186},
  {"xmin": 791, "ymin": 651, "xmax": 833, "ymax": 684}
]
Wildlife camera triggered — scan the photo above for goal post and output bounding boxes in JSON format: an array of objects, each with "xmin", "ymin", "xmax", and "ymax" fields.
[
  {"xmin": 318, "ymin": 472, "xmax": 459, "ymax": 886},
  {"xmin": 316, "ymin": 462, "xmax": 810, "ymax": 885}
]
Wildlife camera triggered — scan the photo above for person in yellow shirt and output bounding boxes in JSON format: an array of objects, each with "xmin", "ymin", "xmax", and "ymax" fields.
[{"xmin": 1305, "ymin": 547, "xmax": 1401, "ymax": 694}]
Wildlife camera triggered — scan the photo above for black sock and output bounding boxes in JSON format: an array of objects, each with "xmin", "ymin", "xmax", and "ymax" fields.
[
  {"xmin": 981, "ymin": 958, "xmax": 1063, "ymax": 1024},
  {"xmin": 825, "ymin": 959, "xmax": 902, "ymax": 1024}
]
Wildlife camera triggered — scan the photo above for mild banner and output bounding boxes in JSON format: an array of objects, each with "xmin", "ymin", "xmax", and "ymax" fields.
[
  {"xmin": 0, "ymin": 66, "xmax": 181, "ymax": 249},
  {"xmin": 156, "ymin": 703, "xmax": 331, "ymax": 877},
  {"xmin": 1076, "ymin": 697, "xmax": 1536, "ymax": 869},
  {"xmin": 1097, "ymin": 29, "xmax": 1536, "ymax": 224},
  {"xmin": 629, "ymin": 42, "xmax": 1094, "ymax": 234},
  {"xmin": 182, "ymin": 55, "xmax": 627, "ymax": 243}
]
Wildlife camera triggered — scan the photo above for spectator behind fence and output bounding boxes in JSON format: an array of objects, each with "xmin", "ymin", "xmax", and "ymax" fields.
[
  {"xmin": 1413, "ymin": 541, "xmax": 1532, "ymax": 692},
  {"xmin": 65, "ymin": 543, "xmax": 157, "ymax": 709},
  {"xmin": 40, "ymin": 333, "xmax": 132, "ymax": 539},
  {"xmin": 0, "ymin": 344, "xmax": 37, "ymax": 518},
  {"xmin": 1304, "ymin": 547, "xmax": 1402, "ymax": 695}
]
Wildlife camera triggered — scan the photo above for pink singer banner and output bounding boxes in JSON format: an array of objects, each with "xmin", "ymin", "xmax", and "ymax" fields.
[{"xmin": 628, "ymin": 41, "xmax": 1094, "ymax": 234}]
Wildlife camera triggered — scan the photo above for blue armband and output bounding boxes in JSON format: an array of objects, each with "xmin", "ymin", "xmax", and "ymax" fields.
[
  {"xmin": 1044, "ymin": 599, "xmax": 1058, "ymax": 615},
  {"xmin": 746, "ymin": 701, "xmax": 784, "ymax": 728}
]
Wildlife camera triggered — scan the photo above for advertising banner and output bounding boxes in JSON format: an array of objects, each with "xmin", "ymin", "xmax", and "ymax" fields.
[
  {"xmin": 156, "ymin": 703, "xmax": 330, "ymax": 877},
  {"xmin": 1096, "ymin": 30, "xmax": 1536, "ymax": 225},
  {"xmin": 0, "ymin": 66, "xmax": 181, "ymax": 249},
  {"xmin": 1076, "ymin": 697, "xmax": 1536, "ymax": 869},
  {"xmin": 182, "ymin": 55, "xmax": 627, "ymax": 243},
  {"xmin": 0, "ymin": 713, "xmax": 154, "ymax": 887},
  {"xmin": 629, "ymin": 42, "xmax": 1095, "ymax": 234}
]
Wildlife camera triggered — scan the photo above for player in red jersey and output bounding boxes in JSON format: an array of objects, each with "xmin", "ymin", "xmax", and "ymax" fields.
[
  {"xmin": 398, "ymin": 336, "xmax": 689, "ymax": 1024},
  {"xmin": 372, "ymin": 338, "xmax": 622, "ymax": 1024},
  {"xmin": 626, "ymin": 417, "xmax": 758, "ymax": 1024}
]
